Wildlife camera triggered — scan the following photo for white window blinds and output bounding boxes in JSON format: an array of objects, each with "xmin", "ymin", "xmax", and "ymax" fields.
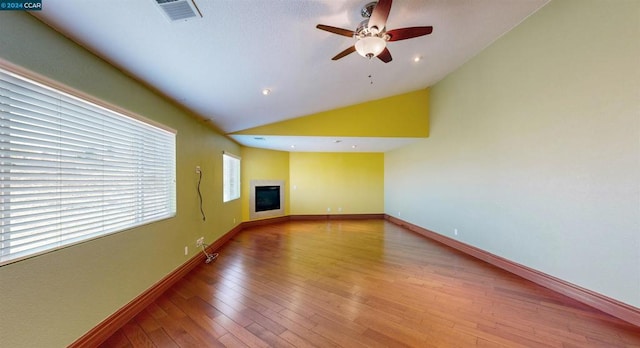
[
  {"xmin": 0, "ymin": 67, "xmax": 176, "ymax": 266},
  {"xmin": 222, "ymin": 152, "xmax": 240, "ymax": 202}
]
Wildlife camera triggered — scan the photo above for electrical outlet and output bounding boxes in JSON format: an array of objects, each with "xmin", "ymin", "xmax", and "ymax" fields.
[
  {"xmin": 327, "ymin": 207, "xmax": 331, "ymax": 212},
  {"xmin": 338, "ymin": 207, "xmax": 342, "ymax": 212},
  {"xmin": 195, "ymin": 165, "xmax": 201, "ymax": 174},
  {"xmin": 196, "ymin": 237, "xmax": 204, "ymax": 247},
  {"xmin": 184, "ymin": 246, "xmax": 188, "ymax": 255},
  {"xmin": 454, "ymin": 228, "xmax": 458, "ymax": 236}
]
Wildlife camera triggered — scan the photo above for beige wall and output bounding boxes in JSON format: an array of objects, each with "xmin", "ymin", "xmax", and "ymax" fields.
[
  {"xmin": 385, "ymin": 0, "xmax": 639, "ymax": 307},
  {"xmin": 0, "ymin": 13, "xmax": 241, "ymax": 346}
]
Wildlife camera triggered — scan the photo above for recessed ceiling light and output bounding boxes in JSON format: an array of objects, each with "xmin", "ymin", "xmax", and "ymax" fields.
[
  {"xmin": 352, "ymin": 145, "xmax": 358, "ymax": 149},
  {"xmin": 413, "ymin": 56, "xmax": 422, "ymax": 62},
  {"xmin": 262, "ymin": 88, "xmax": 271, "ymax": 96},
  {"xmin": 290, "ymin": 145, "xmax": 295, "ymax": 149}
]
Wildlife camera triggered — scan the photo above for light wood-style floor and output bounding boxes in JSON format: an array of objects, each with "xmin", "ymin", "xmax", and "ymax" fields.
[{"xmin": 101, "ymin": 219, "xmax": 640, "ymax": 347}]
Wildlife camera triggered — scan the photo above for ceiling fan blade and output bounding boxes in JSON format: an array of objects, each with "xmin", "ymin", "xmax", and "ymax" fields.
[
  {"xmin": 368, "ymin": 0, "xmax": 392, "ymax": 32},
  {"xmin": 316, "ymin": 24, "xmax": 355, "ymax": 38},
  {"xmin": 386, "ymin": 26, "xmax": 433, "ymax": 41},
  {"xmin": 377, "ymin": 47, "xmax": 392, "ymax": 63},
  {"xmin": 332, "ymin": 46, "xmax": 356, "ymax": 60}
]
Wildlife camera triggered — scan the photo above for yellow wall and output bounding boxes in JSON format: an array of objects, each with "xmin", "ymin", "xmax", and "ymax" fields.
[
  {"xmin": 240, "ymin": 147, "xmax": 290, "ymax": 221},
  {"xmin": 240, "ymin": 149, "xmax": 384, "ymax": 219},
  {"xmin": 232, "ymin": 89, "xmax": 429, "ymax": 137},
  {"xmin": 0, "ymin": 13, "xmax": 241, "ymax": 346},
  {"xmin": 290, "ymin": 152, "xmax": 384, "ymax": 215}
]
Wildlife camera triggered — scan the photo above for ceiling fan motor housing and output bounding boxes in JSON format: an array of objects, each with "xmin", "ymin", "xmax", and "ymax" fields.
[
  {"xmin": 356, "ymin": 19, "xmax": 389, "ymax": 40},
  {"xmin": 361, "ymin": 2, "xmax": 378, "ymax": 18}
]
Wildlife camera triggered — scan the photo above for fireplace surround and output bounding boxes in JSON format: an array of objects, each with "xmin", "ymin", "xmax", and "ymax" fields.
[{"xmin": 249, "ymin": 180, "xmax": 285, "ymax": 220}]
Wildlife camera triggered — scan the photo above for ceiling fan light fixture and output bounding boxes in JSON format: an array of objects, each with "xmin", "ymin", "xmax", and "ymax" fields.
[
  {"xmin": 355, "ymin": 36, "xmax": 386, "ymax": 59},
  {"xmin": 316, "ymin": 0, "xmax": 433, "ymax": 63}
]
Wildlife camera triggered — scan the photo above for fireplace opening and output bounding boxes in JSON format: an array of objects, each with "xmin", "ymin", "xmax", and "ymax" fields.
[{"xmin": 255, "ymin": 185, "xmax": 281, "ymax": 212}]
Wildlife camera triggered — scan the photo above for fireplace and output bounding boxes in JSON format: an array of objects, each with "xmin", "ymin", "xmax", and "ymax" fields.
[
  {"xmin": 250, "ymin": 180, "xmax": 284, "ymax": 219},
  {"xmin": 255, "ymin": 185, "xmax": 280, "ymax": 212}
]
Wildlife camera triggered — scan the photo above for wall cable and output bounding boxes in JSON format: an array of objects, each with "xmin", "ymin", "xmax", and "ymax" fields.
[
  {"xmin": 201, "ymin": 243, "xmax": 218, "ymax": 264},
  {"xmin": 197, "ymin": 168, "xmax": 206, "ymax": 221}
]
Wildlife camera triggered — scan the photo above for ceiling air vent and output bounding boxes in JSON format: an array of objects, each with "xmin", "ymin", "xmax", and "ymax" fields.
[{"xmin": 155, "ymin": 0, "xmax": 202, "ymax": 21}]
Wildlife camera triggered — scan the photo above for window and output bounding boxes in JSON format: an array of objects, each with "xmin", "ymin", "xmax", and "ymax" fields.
[
  {"xmin": 222, "ymin": 152, "xmax": 240, "ymax": 202},
  {"xmin": 0, "ymin": 67, "xmax": 176, "ymax": 266}
]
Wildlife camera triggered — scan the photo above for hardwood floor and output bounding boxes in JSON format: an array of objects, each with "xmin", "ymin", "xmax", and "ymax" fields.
[{"xmin": 100, "ymin": 219, "xmax": 640, "ymax": 347}]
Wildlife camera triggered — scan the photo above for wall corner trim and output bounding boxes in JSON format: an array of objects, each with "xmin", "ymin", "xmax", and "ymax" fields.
[{"xmin": 384, "ymin": 215, "xmax": 640, "ymax": 328}]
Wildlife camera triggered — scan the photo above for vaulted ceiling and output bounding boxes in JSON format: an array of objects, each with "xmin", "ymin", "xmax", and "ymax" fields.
[{"xmin": 33, "ymin": 0, "xmax": 548, "ymax": 152}]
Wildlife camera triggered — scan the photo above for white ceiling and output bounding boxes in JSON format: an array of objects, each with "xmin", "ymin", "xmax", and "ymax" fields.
[{"xmin": 32, "ymin": 0, "xmax": 548, "ymax": 152}]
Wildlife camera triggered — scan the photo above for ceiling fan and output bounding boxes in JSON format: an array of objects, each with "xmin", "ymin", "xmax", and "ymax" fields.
[{"xmin": 316, "ymin": 0, "xmax": 433, "ymax": 63}]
